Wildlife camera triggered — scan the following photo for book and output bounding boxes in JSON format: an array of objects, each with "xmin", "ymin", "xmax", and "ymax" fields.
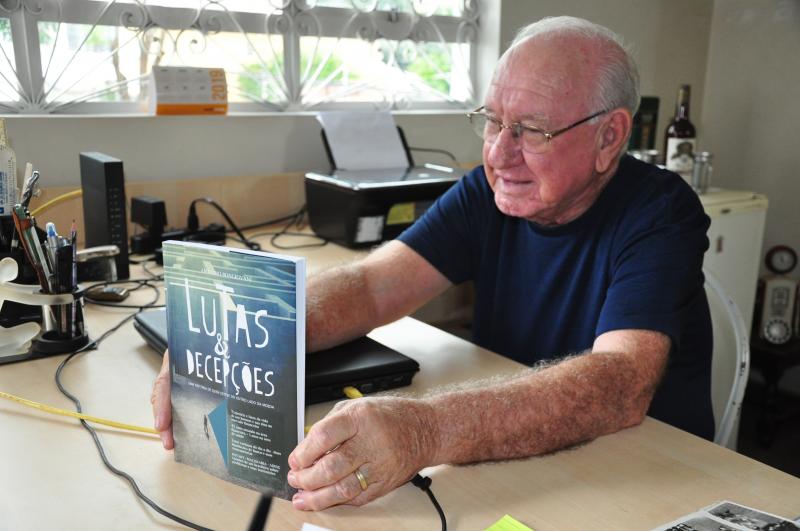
[
  {"xmin": 651, "ymin": 500, "xmax": 799, "ymax": 531},
  {"xmin": 163, "ymin": 240, "xmax": 305, "ymax": 499}
]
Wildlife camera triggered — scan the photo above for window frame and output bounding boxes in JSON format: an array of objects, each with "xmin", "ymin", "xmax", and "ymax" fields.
[{"xmin": 0, "ymin": 0, "xmax": 480, "ymax": 114}]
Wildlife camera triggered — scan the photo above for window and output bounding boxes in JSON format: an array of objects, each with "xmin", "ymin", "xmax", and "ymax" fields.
[{"xmin": 0, "ymin": 0, "xmax": 479, "ymax": 114}]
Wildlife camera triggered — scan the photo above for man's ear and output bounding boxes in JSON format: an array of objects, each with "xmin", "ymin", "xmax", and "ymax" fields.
[{"xmin": 595, "ymin": 108, "xmax": 632, "ymax": 173}]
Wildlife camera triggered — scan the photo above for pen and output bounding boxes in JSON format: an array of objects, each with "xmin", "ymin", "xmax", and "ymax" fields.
[
  {"xmin": 45, "ymin": 222, "xmax": 58, "ymax": 272},
  {"xmin": 12, "ymin": 205, "xmax": 50, "ymax": 292},
  {"xmin": 70, "ymin": 220, "xmax": 77, "ymax": 336},
  {"xmin": 10, "ymin": 164, "xmax": 34, "ymax": 251},
  {"xmin": 20, "ymin": 170, "xmax": 39, "ymax": 209},
  {"xmin": 31, "ymin": 216, "xmax": 55, "ymax": 292}
]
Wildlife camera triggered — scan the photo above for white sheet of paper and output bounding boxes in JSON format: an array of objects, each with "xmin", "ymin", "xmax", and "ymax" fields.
[
  {"xmin": 301, "ymin": 524, "xmax": 333, "ymax": 531},
  {"xmin": 316, "ymin": 111, "xmax": 408, "ymax": 170}
]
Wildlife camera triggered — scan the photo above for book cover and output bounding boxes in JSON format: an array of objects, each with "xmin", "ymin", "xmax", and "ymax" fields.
[{"xmin": 163, "ymin": 240, "xmax": 305, "ymax": 499}]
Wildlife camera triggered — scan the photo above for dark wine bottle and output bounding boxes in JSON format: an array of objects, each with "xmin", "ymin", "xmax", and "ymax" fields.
[{"xmin": 664, "ymin": 84, "xmax": 696, "ymax": 176}]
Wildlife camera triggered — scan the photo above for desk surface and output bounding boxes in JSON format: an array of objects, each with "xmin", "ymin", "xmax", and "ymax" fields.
[{"xmin": 1, "ymin": 250, "xmax": 799, "ymax": 530}]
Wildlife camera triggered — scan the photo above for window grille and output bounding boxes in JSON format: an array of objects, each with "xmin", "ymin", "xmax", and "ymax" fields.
[{"xmin": 0, "ymin": 0, "xmax": 479, "ymax": 114}]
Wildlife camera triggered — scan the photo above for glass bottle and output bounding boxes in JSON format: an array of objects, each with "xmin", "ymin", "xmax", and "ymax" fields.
[{"xmin": 664, "ymin": 84, "xmax": 696, "ymax": 178}]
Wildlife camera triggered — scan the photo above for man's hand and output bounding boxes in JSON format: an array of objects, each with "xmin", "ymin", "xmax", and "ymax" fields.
[
  {"xmin": 287, "ymin": 397, "xmax": 439, "ymax": 511},
  {"xmin": 150, "ymin": 350, "xmax": 174, "ymax": 449}
]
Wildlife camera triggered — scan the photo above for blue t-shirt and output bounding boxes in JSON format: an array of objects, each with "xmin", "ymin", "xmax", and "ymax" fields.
[{"xmin": 398, "ymin": 155, "xmax": 714, "ymax": 440}]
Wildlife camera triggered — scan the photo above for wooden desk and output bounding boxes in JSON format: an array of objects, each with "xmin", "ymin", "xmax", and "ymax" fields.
[{"xmin": 1, "ymin": 266, "xmax": 799, "ymax": 530}]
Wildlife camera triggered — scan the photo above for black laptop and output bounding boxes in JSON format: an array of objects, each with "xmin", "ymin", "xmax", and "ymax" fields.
[{"xmin": 133, "ymin": 309, "xmax": 419, "ymax": 405}]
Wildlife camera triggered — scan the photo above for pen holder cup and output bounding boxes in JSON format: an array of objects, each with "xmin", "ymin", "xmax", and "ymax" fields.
[{"xmin": 32, "ymin": 288, "xmax": 89, "ymax": 354}]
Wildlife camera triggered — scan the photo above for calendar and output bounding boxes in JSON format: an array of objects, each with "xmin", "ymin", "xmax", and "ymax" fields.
[{"xmin": 149, "ymin": 66, "xmax": 228, "ymax": 115}]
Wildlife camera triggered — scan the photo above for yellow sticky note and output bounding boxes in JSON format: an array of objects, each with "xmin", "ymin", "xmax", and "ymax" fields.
[
  {"xmin": 485, "ymin": 514, "xmax": 535, "ymax": 531},
  {"xmin": 386, "ymin": 202, "xmax": 415, "ymax": 225}
]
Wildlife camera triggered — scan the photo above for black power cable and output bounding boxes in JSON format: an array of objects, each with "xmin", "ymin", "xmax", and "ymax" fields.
[
  {"xmin": 84, "ymin": 276, "xmax": 165, "ymax": 310},
  {"xmin": 53, "ymin": 281, "xmax": 213, "ymax": 531},
  {"xmin": 237, "ymin": 211, "xmax": 305, "ymax": 232},
  {"xmin": 267, "ymin": 206, "xmax": 327, "ymax": 250},
  {"xmin": 186, "ymin": 198, "xmax": 327, "ymax": 252},
  {"xmin": 408, "ymin": 146, "xmax": 459, "ymax": 166},
  {"xmin": 411, "ymin": 473, "xmax": 447, "ymax": 530},
  {"xmin": 187, "ymin": 197, "xmax": 261, "ymax": 251},
  {"xmin": 140, "ymin": 259, "xmax": 163, "ymax": 281},
  {"xmin": 231, "ymin": 206, "xmax": 328, "ymax": 251},
  {"xmin": 246, "ymin": 493, "xmax": 273, "ymax": 531}
]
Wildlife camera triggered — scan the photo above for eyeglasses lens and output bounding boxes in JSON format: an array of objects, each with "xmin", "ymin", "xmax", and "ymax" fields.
[
  {"xmin": 470, "ymin": 113, "xmax": 491, "ymax": 140},
  {"xmin": 470, "ymin": 114, "xmax": 547, "ymax": 153}
]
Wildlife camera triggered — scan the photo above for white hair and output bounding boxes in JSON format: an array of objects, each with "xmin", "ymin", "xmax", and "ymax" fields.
[{"xmin": 509, "ymin": 16, "xmax": 641, "ymax": 116}]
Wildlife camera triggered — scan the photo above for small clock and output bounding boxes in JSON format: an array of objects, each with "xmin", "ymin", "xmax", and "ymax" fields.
[{"xmin": 765, "ymin": 245, "xmax": 798, "ymax": 275}]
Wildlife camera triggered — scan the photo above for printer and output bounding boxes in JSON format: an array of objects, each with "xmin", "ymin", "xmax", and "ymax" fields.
[
  {"xmin": 305, "ymin": 165, "xmax": 459, "ymax": 248},
  {"xmin": 305, "ymin": 112, "xmax": 460, "ymax": 248}
]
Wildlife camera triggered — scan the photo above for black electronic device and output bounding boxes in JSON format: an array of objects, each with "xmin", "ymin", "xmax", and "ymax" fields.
[
  {"xmin": 130, "ymin": 195, "xmax": 227, "ymax": 257},
  {"xmin": 133, "ymin": 309, "xmax": 419, "ymax": 404},
  {"xmin": 754, "ymin": 246, "xmax": 800, "ymax": 345},
  {"xmin": 79, "ymin": 152, "xmax": 129, "ymax": 279},
  {"xmin": 755, "ymin": 277, "xmax": 798, "ymax": 345},
  {"xmin": 86, "ymin": 285, "xmax": 130, "ymax": 302},
  {"xmin": 149, "ymin": 224, "xmax": 227, "ymax": 265},
  {"xmin": 308, "ymin": 123, "xmax": 458, "ymax": 247},
  {"xmin": 131, "ymin": 196, "xmax": 167, "ymax": 230},
  {"xmin": 304, "ymin": 166, "xmax": 458, "ymax": 248},
  {"xmin": 130, "ymin": 196, "xmax": 167, "ymax": 254}
]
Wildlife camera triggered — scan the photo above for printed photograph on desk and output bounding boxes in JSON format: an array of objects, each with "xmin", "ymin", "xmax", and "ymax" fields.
[
  {"xmin": 163, "ymin": 240, "xmax": 305, "ymax": 500},
  {"xmin": 651, "ymin": 500, "xmax": 799, "ymax": 531}
]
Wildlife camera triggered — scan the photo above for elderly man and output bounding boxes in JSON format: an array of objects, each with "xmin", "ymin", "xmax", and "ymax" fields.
[{"xmin": 152, "ymin": 16, "xmax": 712, "ymax": 512}]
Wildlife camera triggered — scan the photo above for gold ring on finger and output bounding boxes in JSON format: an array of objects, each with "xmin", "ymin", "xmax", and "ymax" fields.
[{"xmin": 354, "ymin": 468, "xmax": 368, "ymax": 491}]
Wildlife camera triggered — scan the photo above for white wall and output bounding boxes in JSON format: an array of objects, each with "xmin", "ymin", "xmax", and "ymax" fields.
[
  {"xmin": 498, "ymin": 0, "xmax": 714, "ymax": 152},
  {"xmin": 701, "ymin": 0, "xmax": 800, "ymax": 282},
  {"xmin": 3, "ymin": 112, "xmax": 483, "ymax": 186},
  {"xmin": 701, "ymin": 0, "xmax": 800, "ymax": 394}
]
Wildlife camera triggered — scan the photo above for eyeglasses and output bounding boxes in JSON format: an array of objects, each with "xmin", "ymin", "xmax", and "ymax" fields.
[{"xmin": 466, "ymin": 106, "xmax": 608, "ymax": 153}]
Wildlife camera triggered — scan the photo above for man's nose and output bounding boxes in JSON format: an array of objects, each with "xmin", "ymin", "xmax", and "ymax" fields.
[{"xmin": 486, "ymin": 127, "xmax": 522, "ymax": 166}]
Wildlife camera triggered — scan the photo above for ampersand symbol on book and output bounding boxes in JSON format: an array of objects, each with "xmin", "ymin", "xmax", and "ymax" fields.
[{"xmin": 215, "ymin": 333, "xmax": 229, "ymax": 358}]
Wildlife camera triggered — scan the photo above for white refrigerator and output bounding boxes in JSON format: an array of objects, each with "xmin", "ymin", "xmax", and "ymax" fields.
[{"xmin": 699, "ymin": 189, "xmax": 769, "ymax": 449}]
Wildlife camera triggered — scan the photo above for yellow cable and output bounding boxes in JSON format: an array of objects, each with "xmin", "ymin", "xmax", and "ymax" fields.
[
  {"xmin": 0, "ymin": 390, "xmax": 158, "ymax": 435},
  {"xmin": 2, "ymin": 384, "xmax": 364, "ymax": 438},
  {"xmin": 30, "ymin": 189, "xmax": 83, "ymax": 217},
  {"xmin": 304, "ymin": 386, "xmax": 364, "ymax": 434},
  {"xmin": 343, "ymin": 386, "xmax": 363, "ymax": 399}
]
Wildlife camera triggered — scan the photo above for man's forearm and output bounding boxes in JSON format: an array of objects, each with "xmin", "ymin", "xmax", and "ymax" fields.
[
  {"xmin": 306, "ymin": 264, "xmax": 377, "ymax": 352},
  {"xmin": 423, "ymin": 348, "xmax": 665, "ymax": 465},
  {"xmin": 306, "ymin": 241, "xmax": 452, "ymax": 353}
]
